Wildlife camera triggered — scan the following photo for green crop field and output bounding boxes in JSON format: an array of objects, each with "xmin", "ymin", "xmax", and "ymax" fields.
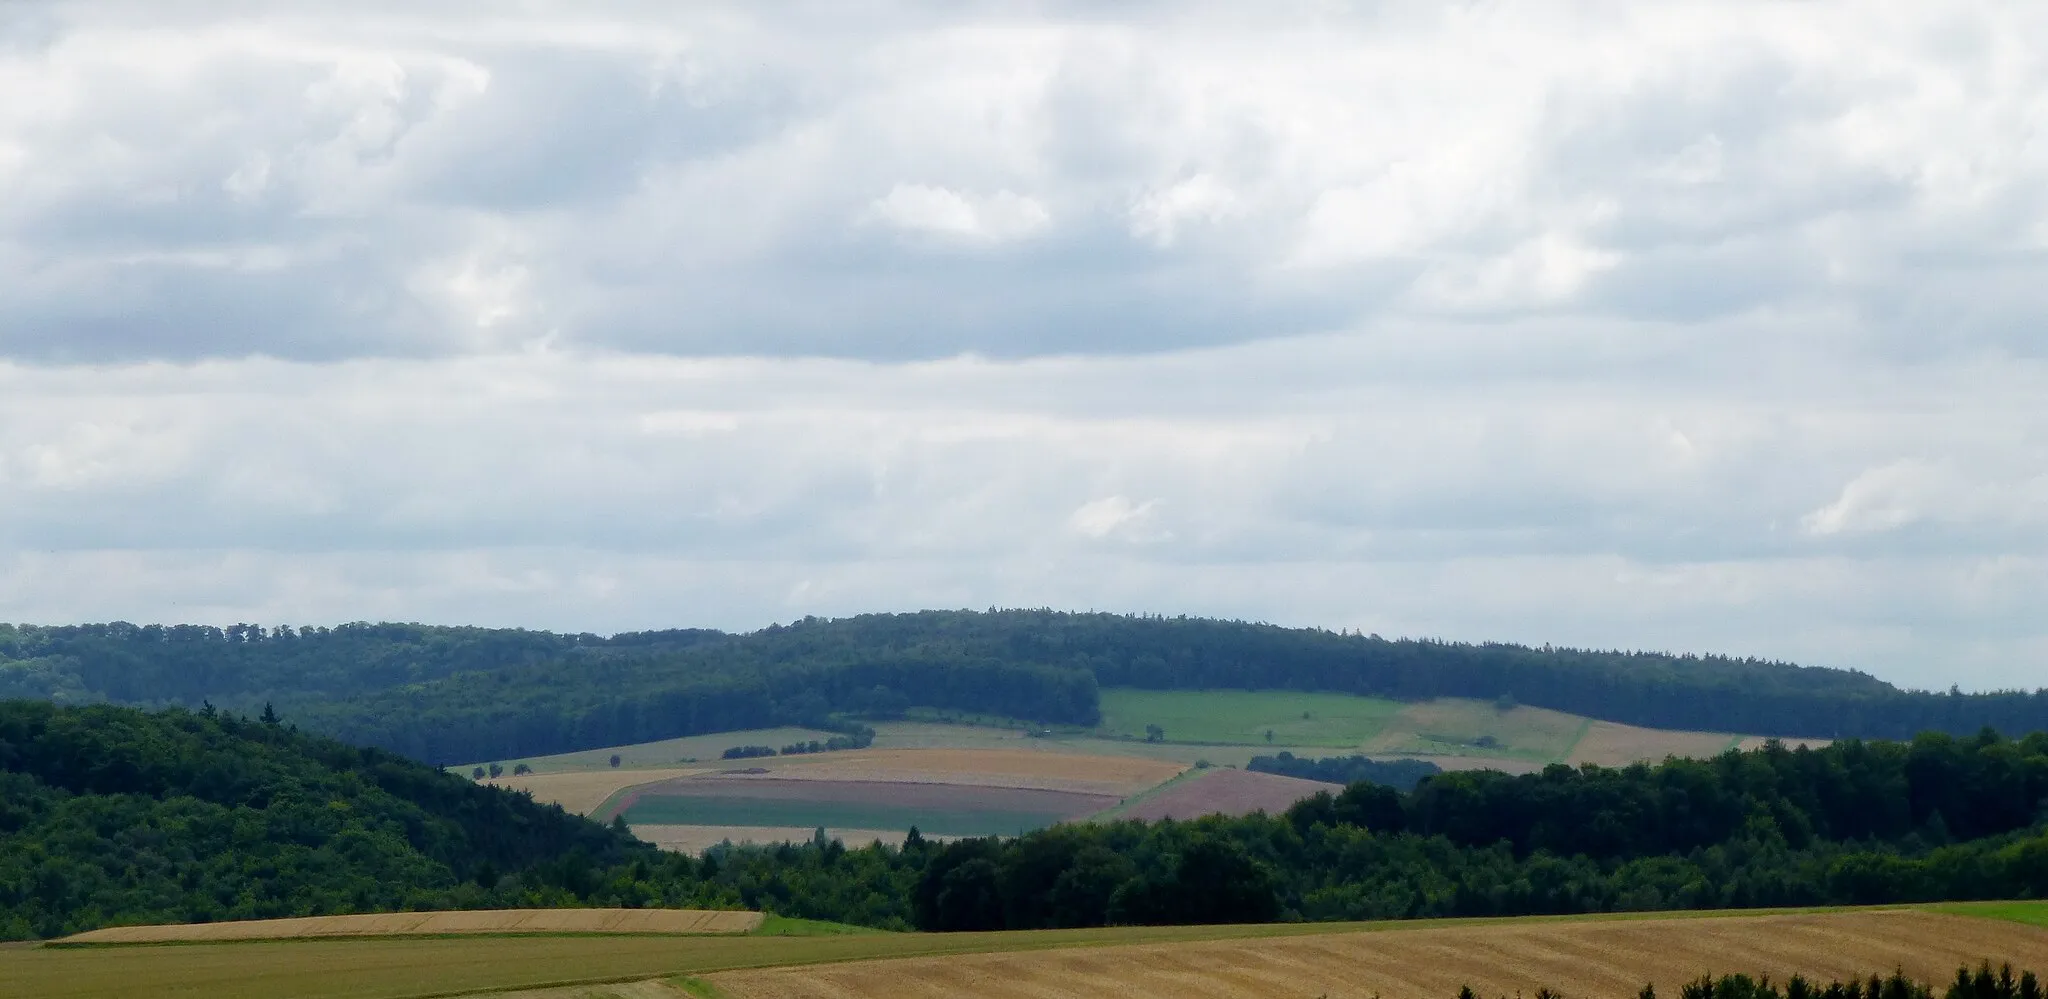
[
  {"xmin": 620, "ymin": 795, "xmax": 1071, "ymax": 837},
  {"xmin": 1931, "ymin": 900, "xmax": 2048, "ymax": 928},
  {"xmin": 1095, "ymin": 688, "xmax": 1406, "ymax": 747},
  {"xmin": 13, "ymin": 903, "xmax": 2037, "ymax": 999}
]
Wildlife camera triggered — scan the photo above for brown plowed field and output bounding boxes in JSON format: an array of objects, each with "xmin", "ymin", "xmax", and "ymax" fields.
[
  {"xmin": 56, "ymin": 907, "xmax": 762, "ymax": 944},
  {"xmin": 708, "ymin": 910, "xmax": 2048, "ymax": 999},
  {"xmin": 756, "ymin": 748, "xmax": 1185, "ymax": 795},
  {"xmin": 1111, "ymin": 766, "xmax": 1332, "ymax": 821}
]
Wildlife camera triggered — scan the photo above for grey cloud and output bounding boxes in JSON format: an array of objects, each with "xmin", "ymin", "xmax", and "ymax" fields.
[{"xmin": 6, "ymin": 2, "xmax": 2047, "ymax": 362}]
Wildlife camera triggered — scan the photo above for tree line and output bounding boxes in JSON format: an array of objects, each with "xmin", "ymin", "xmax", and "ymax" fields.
[
  {"xmin": 10, "ymin": 702, "xmax": 2048, "ymax": 941},
  {"xmin": 8, "ymin": 611, "xmax": 2048, "ymax": 766},
  {"xmin": 1247, "ymin": 751, "xmax": 1443, "ymax": 791}
]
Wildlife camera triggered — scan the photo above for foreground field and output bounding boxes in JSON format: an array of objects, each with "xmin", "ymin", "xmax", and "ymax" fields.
[
  {"xmin": 55, "ymin": 908, "xmax": 762, "ymax": 944},
  {"xmin": 10, "ymin": 906, "xmax": 2047, "ymax": 999},
  {"xmin": 708, "ymin": 909, "xmax": 2048, "ymax": 999}
]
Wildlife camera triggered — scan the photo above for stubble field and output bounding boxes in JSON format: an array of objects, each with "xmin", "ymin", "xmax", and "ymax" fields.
[
  {"xmin": 14, "ymin": 905, "xmax": 2048, "ymax": 999},
  {"xmin": 707, "ymin": 909, "xmax": 2048, "ymax": 999}
]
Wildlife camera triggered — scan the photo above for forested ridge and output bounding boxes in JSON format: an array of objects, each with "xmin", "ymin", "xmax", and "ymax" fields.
[
  {"xmin": 0, "ymin": 700, "xmax": 710, "ymax": 939},
  {"xmin": 6, "ymin": 610, "xmax": 2047, "ymax": 765},
  {"xmin": 10, "ymin": 702, "xmax": 2048, "ymax": 940}
]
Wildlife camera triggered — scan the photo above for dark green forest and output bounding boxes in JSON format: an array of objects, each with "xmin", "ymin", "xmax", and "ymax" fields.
[
  {"xmin": 6, "ymin": 610, "xmax": 2048, "ymax": 764},
  {"xmin": 10, "ymin": 702, "xmax": 2048, "ymax": 940},
  {"xmin": 1247, "ymin": 751, "xmax": 1443, "ymax": 790},
  {"xmin": 0, "ymin": 701, "xmax": 705, "ymax": 939}
]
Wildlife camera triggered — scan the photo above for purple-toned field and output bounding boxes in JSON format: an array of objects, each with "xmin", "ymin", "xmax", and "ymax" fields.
[{"xmin": 1113, "ymin": 767, "xmax": 1332, "ymax": 821}]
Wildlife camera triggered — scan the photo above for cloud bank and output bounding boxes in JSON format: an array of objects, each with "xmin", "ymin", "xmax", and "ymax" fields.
[{"xmin": 1, "ymin": 1, "xmax": 2044, "ymax": 689}]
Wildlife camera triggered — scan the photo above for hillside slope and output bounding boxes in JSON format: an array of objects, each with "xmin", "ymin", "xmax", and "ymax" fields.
[
  {"xmin": 5, "ymin": 610, "xmax": 2046, "ymax": 765},
  {"xmin": 0, "ymin": 701, "xmax": 666, "ymax": 940}
]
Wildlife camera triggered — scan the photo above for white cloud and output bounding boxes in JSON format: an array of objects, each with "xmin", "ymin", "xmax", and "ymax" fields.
[
  {"xmin": 1129, "ymin": 173, "xmax": 1236, "ymax": 247},
  {"xmin": 864, "ymin": 184, "xmax": 1050, "ymax": 242},
  {"xmin": 6, "ymin": 2, "xmax": 2048, "ymax": 359},
  {"xmin": 1802, "ymin": 461, "xmax": 1943, "ymax": 536},
  {"xmin": 1068, "ymin": 496, "xmax": 1168, "ymax": 543}
]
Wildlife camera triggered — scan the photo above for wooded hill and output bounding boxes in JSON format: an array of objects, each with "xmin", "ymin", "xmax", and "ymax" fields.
[
  {"xmin": 8, "ymin": 701, "xmax": 2048, "ymax": 939},
  {"xmin": 5, "ymin": 610, "xmax": 2045, "ymax": 765},
  {"xmin": 0, "ymin": 701, "xmax": 686, "ymax": 940}
]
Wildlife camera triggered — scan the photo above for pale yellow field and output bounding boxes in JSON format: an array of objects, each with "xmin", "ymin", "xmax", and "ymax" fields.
[
  {"xmin": 465, "ymin": 728, "xmax": 845, "ymax": 775},
  {"xmin": 632, "ymin": 824, "xmax": 945, "ymax": 854},
  {"xmin": 57, "ymin": 908, "xmax": 762, "ymax": 944},
  {"xmin": 708, "ymin": 910, "xmax": 2048, "ymax": 999},
  {"xmin": 744, "ymin": 747, "xmax": 1186, "ymax": 795},
  {"xmin": 1366, "ymin": 700, "xmax": 1590, "ymax": 762},
  {"xmin": 483, "ymin": 767, "xmax": 705, "ymax": 815},
  {"xmin": 1566, "ymin": 721, "xmax": 1738, "ymax": 766}
]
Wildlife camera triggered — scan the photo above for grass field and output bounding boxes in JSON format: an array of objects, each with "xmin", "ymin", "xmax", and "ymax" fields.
[
  {"xmin": 1096, "ymin": 688, "xmax": 1406, "ymax": 747},
  {"xmin": 12, "ymin": 904, "xmax": 2048, "ymax": 999}
]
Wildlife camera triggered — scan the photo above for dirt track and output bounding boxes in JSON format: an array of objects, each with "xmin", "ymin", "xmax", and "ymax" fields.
[{"xmin": 708, "ymin": 910, "xmax": 2048, "ymax": 999}]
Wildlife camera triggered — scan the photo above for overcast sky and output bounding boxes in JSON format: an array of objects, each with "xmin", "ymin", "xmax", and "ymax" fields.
[{"xmin": 3, "ymin": 2, "xmax": 2045, "ymax": 691}]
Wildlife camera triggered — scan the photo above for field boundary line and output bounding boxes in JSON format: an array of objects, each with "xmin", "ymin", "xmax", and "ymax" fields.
[{"xmin": 1555, "ymin": 717, "xmax": 1595, "ymax": 764}]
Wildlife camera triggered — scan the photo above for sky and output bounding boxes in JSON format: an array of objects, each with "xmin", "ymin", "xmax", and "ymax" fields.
[{"xmin": 1, "ymin": 2, "xmax": 2045, "ymax": 691}]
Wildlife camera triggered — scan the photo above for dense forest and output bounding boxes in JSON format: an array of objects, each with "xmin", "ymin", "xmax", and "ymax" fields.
[
  {"xmin": 5, "ymin": 610, "xmax": 2047, "ymax": 764},
  {"xmin": 1247, "ymin": 752, "xmax": 1443, "ymax": 791},
  {"xmin": 12, "ymin": 703, "xmax": 2048, "ymax": 941},
  {"xmin": 0, "ymin": 701, "xmax": 708, "ymax": 939}
]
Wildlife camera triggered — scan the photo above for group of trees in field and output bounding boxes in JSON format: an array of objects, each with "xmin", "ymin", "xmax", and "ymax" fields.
[
  {"xmin": 11, "ymin": 701, "xmax": 2048, "ymax": 942},
  {"xmin": 10, "ymin": 610, "xmax": 2048, "ymax": 767},
  {"xmin": 1246, "ymin": 751, "xmax": 1443, "ymax": 790}
]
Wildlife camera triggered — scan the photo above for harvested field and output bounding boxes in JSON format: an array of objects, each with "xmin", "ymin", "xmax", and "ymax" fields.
[
  {"xmin": 461, "ymin": 728, "xmax": 841, "ymax": 775},
  {"xmin": 620, "ymin": 776, "xmax": 1114, "ymax": 837},
  {"xmin": 748, "ymin": 748, "xmax": 1185, "ymax": 795},
  {"xmin": 1567, "ymin": 721, "xmax": 1737, "ymax": 766},
  {"xmin": 482, "ymin": 767, "xmax": 703, "ymax": 816},
  {"xmin": 1107, "ymin": 766, "xmax": 1331, "ymax": 821},
  {"xmin": 708, "ymin": 910, "xmax": 2048, "ymax": 999},
  {"xmin": 633, "ymin": 824, "xmax": 944, "ymax": 854},
  {"xmin": 56, "ymin": 908, "xmax": 763, "ymax": 944}
]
